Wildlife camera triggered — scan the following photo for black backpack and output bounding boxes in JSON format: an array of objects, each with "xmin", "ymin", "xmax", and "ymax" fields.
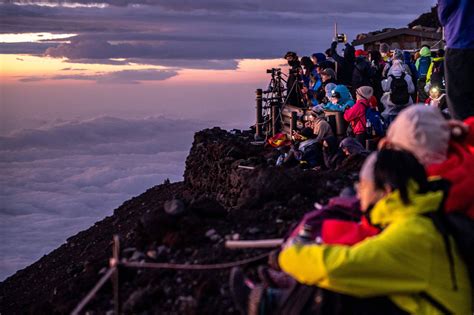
[
  {"xmin": 429, "ymin": 60, "xmax": 445, "ymax": 89},
  {"xmin": 389, "ymin": 73, "xmax": 410, "ymax": 106}
]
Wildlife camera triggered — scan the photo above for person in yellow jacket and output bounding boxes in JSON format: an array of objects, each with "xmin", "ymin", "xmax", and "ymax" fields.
[{"xmin": 279, "ymin": 149, "xmax": 471, "ymax": 314}]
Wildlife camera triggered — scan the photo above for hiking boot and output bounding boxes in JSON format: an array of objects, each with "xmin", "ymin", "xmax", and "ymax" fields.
[{"xmin": 229, "ymin": 267, "xmax": 251, "ymax": 314}]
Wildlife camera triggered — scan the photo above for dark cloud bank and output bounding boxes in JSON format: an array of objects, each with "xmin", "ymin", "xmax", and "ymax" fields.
[{"xmin": 1, "ymin": 0, "xmax": 436, "ymax": 73}]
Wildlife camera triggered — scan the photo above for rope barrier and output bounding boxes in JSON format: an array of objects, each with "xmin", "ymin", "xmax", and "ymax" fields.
[
  {"xmin": 71, "ymin": 235, "xmax": 271, "ymax": 314},
  {"xmin": 71, "ymin": 267, "xmax": 116, "ymax": 315},
  {"xmin": 122, "ymin": 251, "xmax": 270, "ymax": 271}
]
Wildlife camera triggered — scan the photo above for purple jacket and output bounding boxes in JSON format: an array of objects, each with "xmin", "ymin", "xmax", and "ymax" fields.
[{"xmin": 438, "ymin": 0, "xmax": 474, "ymax": 49}]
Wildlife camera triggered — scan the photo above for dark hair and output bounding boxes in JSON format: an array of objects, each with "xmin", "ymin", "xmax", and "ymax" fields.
[
  {"xmin": 325, "ymin": 48, "xmax": 332, "ymax": 57},
  {"xmin": 373, "ymin": 149, "xmax": 429, "ymax": 205},
  {"xmin": 300, "ymin": 56, "xmax": 314, "ymax": 70},
  {"xmin": 368, "ymin": 50, "xmax": 381, "ymax": 64},
  {"xmin": 437, "ymin": 49, "xmax": 445, "ymax": 57}
]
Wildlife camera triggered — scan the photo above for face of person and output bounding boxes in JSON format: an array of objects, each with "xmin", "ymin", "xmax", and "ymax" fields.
[
  {"xmin": 356, "ymin": 179, "xmax": 388, "ymax": 212},
  {"xmin": 311, "ymin": 56, "xmax": 318, "ymax": 65},
  {"xmin": 430, "ymin": 88, "xmax": 441, "ymax": 99},
  {"xmin": 321, "ymin": 73, "xmax": 329, "ymax": 82},
  {"xmin": 330, "ymin": 96, "xmax": 339, "ymax": 105}
]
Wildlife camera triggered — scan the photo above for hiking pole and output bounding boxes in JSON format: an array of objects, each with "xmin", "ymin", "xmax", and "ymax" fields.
[{"xmin": 225, "ymin": 239, "xmax": 284, "ymax": 249}]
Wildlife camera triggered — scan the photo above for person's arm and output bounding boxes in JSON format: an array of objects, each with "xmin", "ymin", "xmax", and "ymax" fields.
[
  {"xmin": 343, "ymin": 103, "xmax": 359, "ymax": 122},
  {"xmin": 405, "ymin": 74, "xmax": 415, "ymax": 94},
  {"xmin": 426, "ymin": 62, "xmax": 434, "ymax": 83},
  {"xmin": 279, "ymin": 221, "xmax": 430, "ymax": 297},
  {"xmin": 330, "ymin": 41, "xmax": 345, "ymax": 64},
  {"xmin": 415, "ymin": 58, "xmax": 420, "ymax": 70},
  {"xmin": 381, "ymin": 77, "xmax": 391, "ymax": 92}
]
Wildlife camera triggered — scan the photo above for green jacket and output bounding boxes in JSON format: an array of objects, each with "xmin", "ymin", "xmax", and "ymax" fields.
[{"xmin": 279, "ymin": 183, "xmax": 471, "ymax": 314}]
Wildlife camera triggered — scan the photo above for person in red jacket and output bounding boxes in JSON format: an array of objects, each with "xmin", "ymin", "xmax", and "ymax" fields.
[
  {"xmin": 381, "ymin": 105, "xmax": 474, "ymax": 218},
  {"xmin": 344, "ymin": 86, "xmax": 372, "ymax": 146}
]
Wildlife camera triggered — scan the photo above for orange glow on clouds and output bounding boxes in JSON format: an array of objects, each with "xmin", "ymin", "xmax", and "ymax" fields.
[{"xmin": 1, "ymin": 54, "xmax": 286, "ymax": 85}]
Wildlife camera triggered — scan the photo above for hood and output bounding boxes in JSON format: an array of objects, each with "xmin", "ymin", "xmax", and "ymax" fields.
[
  {"xmin": 388, "ymin": 60, "xmax": 404, "ymax": 77},
  {"xmin": 325, "ymin": 83, "xmax": 337, "ymax": 98},
  {"xmin": 339, "ymin": 137, "xmax": 365, "ymax": 155},
  {"xmin": 334, "ymin": 84, "xmax": 353, "ymax": 104},
  {"xmin": 370, "ymin": 181, "xmax": 444, "ymax": 227},
  {"xmin": 313, "ymin": 52, "xmax": 326, "ymax": 63},
  {"xmin": 420, "ymin": 47, "xmax": 431, "ymax": 58}
]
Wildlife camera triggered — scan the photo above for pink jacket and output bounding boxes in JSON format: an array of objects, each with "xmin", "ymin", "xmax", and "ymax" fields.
[{"xmin": 344, "ymin": 99, "xmax": 368, "ymax": 135}]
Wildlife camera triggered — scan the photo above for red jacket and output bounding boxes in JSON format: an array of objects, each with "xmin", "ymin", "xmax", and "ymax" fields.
[
  {"xmin": 344, "ymin": 99, "xmax": 368, "ymax": 135},
  {"xmin": 426, "ymin": 117, "xmax": 474, "ymax": 218}
]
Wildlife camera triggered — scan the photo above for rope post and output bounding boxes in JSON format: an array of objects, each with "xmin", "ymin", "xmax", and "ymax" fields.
[
  {"xmin": 290, "ymin": 111, "xmax": 298, "ymax": 134},
  {"xmin": 255, "ymin": 89, "xmax": 263, "ymax": 139},
  {"xmin": 112, "ymin": 235, "xmax": 121, "ymax": 315},
  {"xmin": 271, "ymin": 104, "xmax": 279, "ymax": 136}
]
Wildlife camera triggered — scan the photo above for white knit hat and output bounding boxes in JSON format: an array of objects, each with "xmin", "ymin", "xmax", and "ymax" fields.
[
  {"xmin": 359, "ymin": 152, "xmax": 378, "ymax": 182},
  {"xmin": 356, "ymin": 86, "xmax": 373, "ymax": 100},
  {"xmin": 386, "ymin": 105, "xmax": 450, "ymax": 165}
]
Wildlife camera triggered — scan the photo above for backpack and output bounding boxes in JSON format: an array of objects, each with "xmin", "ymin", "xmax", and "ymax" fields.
[
  {"xmin": 429, "ymin": 60, "xmax": 445, "ymax": 89},
  {"xmin": 365, "ymin": 108, "xmax": 386, "ymax": 137},
  {"xmin": 417, "ymin": 56, "xmax": 431, "ymax": 77},
  {"xmin": 389, "ymin": 73, "xmax": 410, "ymax": 106}
]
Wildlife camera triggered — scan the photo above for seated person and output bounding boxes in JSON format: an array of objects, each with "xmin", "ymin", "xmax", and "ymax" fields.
[
  {"xmin": 322, "ymin": 84, "xmax": 354, "ymax": 112},
  {"xmin": 283, "ymin": 127, "xmax": 322, "ymax": 169},
  {"xmin": 305, "ymin": 106, "xmax": 334, "ymax": 143},
  {"xmin": 231, "ymin": 149, "xmax": 471, "ymax": 314},
  {"xmin": 381, "ymin": 105, "xmax": 474, "ymax": 218}
]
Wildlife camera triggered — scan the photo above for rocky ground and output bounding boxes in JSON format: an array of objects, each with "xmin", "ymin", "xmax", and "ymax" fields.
[{"xmin": 0, "ymin": 127, "xmax": 364, "ymax": 314}]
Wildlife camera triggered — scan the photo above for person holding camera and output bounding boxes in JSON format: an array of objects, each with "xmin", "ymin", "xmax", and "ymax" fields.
[
  {"xmin": 330, "ymin": 40, "xmax": 355, "ymax": 87},
  {"xmin": 284, "ymin": 51, "xmax": 304, "ymax": 107}
]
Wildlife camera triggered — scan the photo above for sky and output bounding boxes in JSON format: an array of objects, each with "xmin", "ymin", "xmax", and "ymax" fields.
[{"xmin": 0, "ymin": 0, "xmax": 435, "ymax": 280}]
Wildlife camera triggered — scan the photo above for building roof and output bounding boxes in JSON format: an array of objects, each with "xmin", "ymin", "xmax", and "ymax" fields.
[{"xmin": 352, "ymin": 28, "xmax": 442, "ymax": 46}]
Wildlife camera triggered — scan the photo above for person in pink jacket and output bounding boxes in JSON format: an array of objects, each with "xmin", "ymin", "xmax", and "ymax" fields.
[{"xmin": 344, "ymin": 86, "xmax": 372, "ymax": 145}]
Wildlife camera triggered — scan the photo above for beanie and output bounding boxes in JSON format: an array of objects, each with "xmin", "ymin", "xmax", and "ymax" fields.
[
  {"xmin": 356, "ymin": 86, "xmax": 374, "ymax": 100},
  {"xmin": 386, "ymin": 105, "xmax": 450, "ymax": 166},
  {"xmin": 359, "ymin": 152, "xmax": 378, "ymax": 182}
]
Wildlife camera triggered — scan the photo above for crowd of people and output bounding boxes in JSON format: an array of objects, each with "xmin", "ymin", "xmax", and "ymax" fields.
[{"xmin": 232, "ymin": 1, "xmax": 474, "ymax": 314}]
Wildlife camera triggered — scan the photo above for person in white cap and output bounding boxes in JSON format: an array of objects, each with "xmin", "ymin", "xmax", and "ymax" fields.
[{"xmin": 380, "ymin": 105, "xmax": 474, "ymax": 218}]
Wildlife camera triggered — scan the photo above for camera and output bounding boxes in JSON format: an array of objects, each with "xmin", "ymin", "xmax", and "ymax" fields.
[
  {"xmin": 266, "ymin": 68, "xmax": 282, "ymax": 75},
  {"xmin": 336, "ymin": 33, "xmax": 347, "ymax": 43}
]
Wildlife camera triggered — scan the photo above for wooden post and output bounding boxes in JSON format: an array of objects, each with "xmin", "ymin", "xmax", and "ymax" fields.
[
  {"xmin": 255, "ymin": 89, "xmax": 263, "ymax": 139},
  {"xmin": 112, "ymin": 235, "xmax": 121, "ymax": 315},
  {"xmin": 271, "ymin": 104, "xmax": 279, "ymax": 136},
  {"xmin": 290, "ymin": 111, "xmax": 298, "ymax": 134}
]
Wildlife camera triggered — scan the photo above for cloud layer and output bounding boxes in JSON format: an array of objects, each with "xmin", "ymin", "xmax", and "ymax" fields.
[
  {"xmin": 1, "ymin": 0, "xmax": 436, "ymax": 70},
  {"xmin": 0, "ymin": 116, "xmax": 213, "ymax": 280}
]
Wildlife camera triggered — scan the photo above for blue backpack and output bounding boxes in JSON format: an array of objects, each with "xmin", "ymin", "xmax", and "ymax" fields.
[
  {"xmin": 366, "ymin": 107, "xmax": 386, "ymax": 137},
  {"xmin": 417, "ymin": 56, "xmax": 431, "ymax": 77}
]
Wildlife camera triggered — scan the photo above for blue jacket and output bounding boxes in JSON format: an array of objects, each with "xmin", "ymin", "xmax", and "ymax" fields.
[
  {"xmin": 438, "ymin": 0, "xmax": 474, "ymax": 49},
  {"xmin": 323, "ymin": 85, "xmax": 354, "ymax": 112}
]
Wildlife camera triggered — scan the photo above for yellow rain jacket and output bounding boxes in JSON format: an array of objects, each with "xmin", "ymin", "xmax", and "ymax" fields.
[{"xmin": 279, "ymin": 185, "xmax": 472, "ymax": 314}]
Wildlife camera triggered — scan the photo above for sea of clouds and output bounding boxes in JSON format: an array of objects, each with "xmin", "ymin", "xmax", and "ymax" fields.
[{"xmin": 0, "ymin": 116, "xmax": 216, "ymax": 280}]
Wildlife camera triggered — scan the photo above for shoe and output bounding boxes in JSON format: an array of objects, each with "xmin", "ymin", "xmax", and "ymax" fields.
[{"xmin": 229, "ymin": 267, "xmax": 250, "ymax": 314}]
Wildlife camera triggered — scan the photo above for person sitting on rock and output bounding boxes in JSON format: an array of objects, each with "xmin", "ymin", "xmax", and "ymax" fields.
[
  {"xmin": 305, "ymin": 106, "xmax": 334, "ymax": 143},
  {"xmin": 283, "ymin": 127, "xmax": 322, "ymax": 169},
  {"xmin": 230, "ymin": 149, "xmax": 471, "ymax": 315}
]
